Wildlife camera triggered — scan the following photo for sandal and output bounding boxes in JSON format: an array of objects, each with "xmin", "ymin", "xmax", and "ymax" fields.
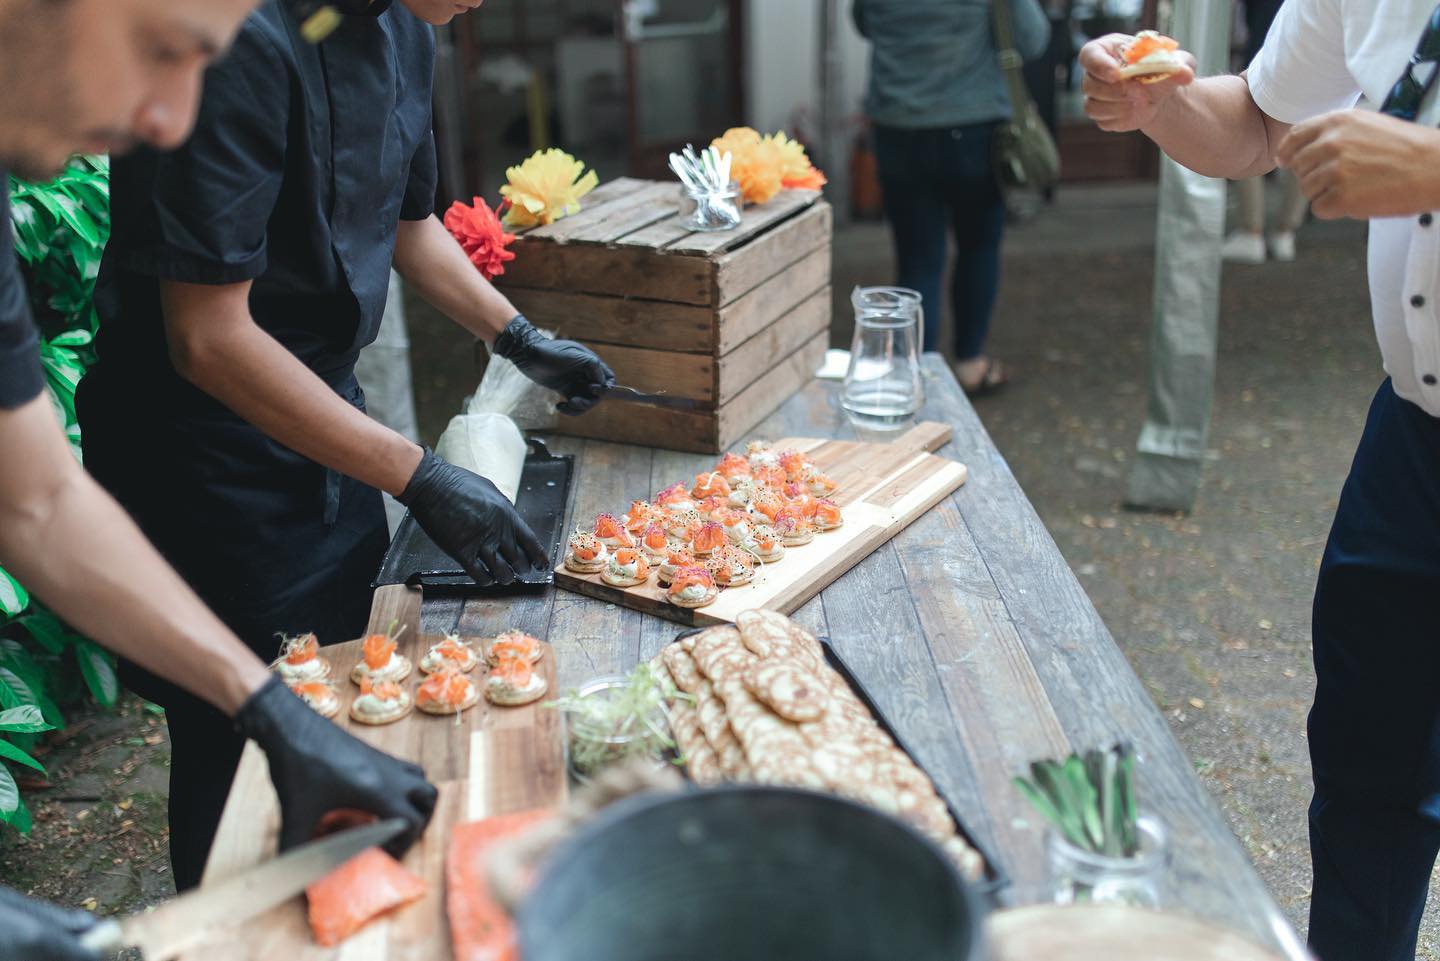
[{"xmin": 959, "ymin": 357, "xmax": 1009, "ymax": 398}]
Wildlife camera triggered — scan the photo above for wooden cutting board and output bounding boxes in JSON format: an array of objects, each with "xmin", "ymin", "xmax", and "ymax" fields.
[
  {"xmin": 179, "ymin": 585, "xmax": 567, "ymax": 961},
  {"xmin": 554, "ymin": 421, "xmax": 968, "ymax": 626}
]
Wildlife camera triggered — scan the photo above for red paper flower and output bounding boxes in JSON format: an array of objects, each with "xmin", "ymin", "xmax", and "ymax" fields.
[{"xmin": 443, "ymin": 196, "xmax": 516, "ymax": 280}]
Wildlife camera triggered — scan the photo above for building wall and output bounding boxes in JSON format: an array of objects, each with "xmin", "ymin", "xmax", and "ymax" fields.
[{"xmin": 744, "ymin": 0, "xmax": 870, "ymax": 137}]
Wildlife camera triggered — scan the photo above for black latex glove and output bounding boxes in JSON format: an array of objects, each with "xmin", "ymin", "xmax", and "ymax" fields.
[
  {"xmin": 0, "ymin": 886, "xmax": 100, "ymax": 961},
  {"xmin": 235, "ymin": 678, "xmax": 437, "ymax": 858},
  {"xmin": 398, "ymin": 447, "xmax": 549, "ymax": 586},
  {"xmin": 492, "ymin": 314, "xmax": 615, "ymax": 415}
]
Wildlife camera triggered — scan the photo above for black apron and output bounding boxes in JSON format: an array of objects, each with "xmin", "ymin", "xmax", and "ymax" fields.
[{"xmin": 74, "ymin": 0, "xmax": 437, "ymax": 887}]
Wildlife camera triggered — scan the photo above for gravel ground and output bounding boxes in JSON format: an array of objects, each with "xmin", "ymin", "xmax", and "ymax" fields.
[{"xmin": 7, "ymin": 181, "xmax": 1433, "ymax": 955}]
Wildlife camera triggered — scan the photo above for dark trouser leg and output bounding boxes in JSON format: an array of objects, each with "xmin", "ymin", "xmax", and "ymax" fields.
[
  {"xmin": 943, "ymin": 122, "xmax": 1006, "ymax": 362},
  {"xmin": 875, "ymin": 125, "xmax": 948, "ymax": 352},
  {"xmin": 1307, "ymin": 380, "xmax": 1440, "ymax": 961},
  {"xmin": 164, "ymin": 698, "xmax": 244, "ymax": 891}
]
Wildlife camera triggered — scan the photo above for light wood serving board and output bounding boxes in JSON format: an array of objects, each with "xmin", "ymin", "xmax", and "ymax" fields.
[
  {"xmin": 179, "ymin": 585, "xmax": 567, "ymax": 961},
  {"xmin": 554, "ymin": 421, "xmax": 969, "ymax": 626}
]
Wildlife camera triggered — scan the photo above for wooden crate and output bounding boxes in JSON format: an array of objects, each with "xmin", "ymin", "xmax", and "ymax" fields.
[{"xmin": 494, "ymin": 178, "xmax": 832, "ymax": 453}]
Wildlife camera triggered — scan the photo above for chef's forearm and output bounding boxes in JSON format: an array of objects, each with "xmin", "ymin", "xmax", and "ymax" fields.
[
  {"xmin": 0, "ymin": 394, "xmax": 270, "ymax": 716},
  {"xmin": 161, "ymin": 279, "xmax": 424, "ymax": 497},
  {"xmin": 392, "ymin": 215, "xmax": 518, "ymax": 345}
]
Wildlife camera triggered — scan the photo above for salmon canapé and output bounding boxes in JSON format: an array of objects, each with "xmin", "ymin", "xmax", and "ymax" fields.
[
  {"xmin": 691, "ymin": 471, "xmax": 731, "ymax": 501},
  {"xmin": 351, "ymin": 625, "xmax": 412, "ymax": 684},
  {"xmin": 690, "ymin": 522, "xmax": 728, "ymax": 556},
  {"xmin": 715, "ymin": 452, "xmax": 752, "ymax": 482},
  {"xmin": 593, "ymin": 512, "xmax": 634, "ymax": 548},
  {"xmin": 272, "ymin": 632, "xmax": 330, "ymax": 682},
  {"xmin": 485, "ymin": 651, "xmax": 548, "ymax": 706},
  {"xmin": 416, "ymin": 669, "xmax": 477, "ymax": 715},
  {"xmin": 667, "ymin": 566, "xmax": 718, "ymax": 608},
  {"xmin": 486, "ymin": 629, "xmax": 544, "ymax": 665},
  {"xmin": 602, "ymin": 547, "xmax": 651, "ymax": 587},
  {"xmin": 564, "ymin": 530, "xmax": 608, "ymax": 573}
]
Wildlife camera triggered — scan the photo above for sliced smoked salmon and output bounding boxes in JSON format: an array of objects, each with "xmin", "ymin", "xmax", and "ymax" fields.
[
  {"xmin": 446, "ymin": 808, "xmax": 551, "ymax": 961},
  {"xmin": 306, "ymin": 846, "xmax": 426, "ymax": 947}
]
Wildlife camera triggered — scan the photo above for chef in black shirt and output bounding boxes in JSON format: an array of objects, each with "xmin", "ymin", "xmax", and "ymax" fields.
[
  {"xmin": 0, "ymin": 0, "xmax": 439, "ymax": 955},
  {"xmin": 76, "ymin": 0, "xmax": 614, "ymax": 890}
]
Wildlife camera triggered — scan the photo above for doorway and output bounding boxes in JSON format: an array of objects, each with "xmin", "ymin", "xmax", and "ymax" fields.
[{"xmin": 443, "ymin": 0, "xmax": 746, "ymax": 199}]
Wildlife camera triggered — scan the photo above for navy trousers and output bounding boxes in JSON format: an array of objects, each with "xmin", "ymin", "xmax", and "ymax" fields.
[
  {"xmin": 873, "ymin": 122, "xmax": 1006, "ymax": 359},
  {"xmin": 1308, "ymin": 379, "xmax": 1440, "ymax": 960}
]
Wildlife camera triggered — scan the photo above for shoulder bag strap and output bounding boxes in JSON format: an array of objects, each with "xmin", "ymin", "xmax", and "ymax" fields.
[{"xmin": 991, "ymin": 0, "xmax": 1033, "ymax": 114}]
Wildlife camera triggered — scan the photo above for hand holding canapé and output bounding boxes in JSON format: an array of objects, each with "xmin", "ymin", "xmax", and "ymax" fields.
[{"xmin": 1080, "ymin": 32, "xmax": 1197, "ymax": 133}]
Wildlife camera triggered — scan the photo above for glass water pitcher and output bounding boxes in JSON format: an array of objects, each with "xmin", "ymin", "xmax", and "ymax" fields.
[{"xmin": 842, "ymin": 286, "xmax": 924, "ymax": 432}]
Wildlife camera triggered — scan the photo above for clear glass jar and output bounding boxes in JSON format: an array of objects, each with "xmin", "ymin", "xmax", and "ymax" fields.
[
  {"xmin": 1047, "ymin": 815, "xmax": 1169, "ymax": 908},
  {"xmin": 684, "ymin": 181, "xmax": 743, "ymax": 232},
  {"xmin": 562, "ymin": 675, "xmax": 670, "ymax": 784},
  {"xmin": 842, "ymin": 286, "xmax": 924, "ymax": 433}
]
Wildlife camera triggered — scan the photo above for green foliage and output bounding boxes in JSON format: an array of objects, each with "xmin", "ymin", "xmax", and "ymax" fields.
[
  {"xmin": 0, "ymin": 157, "xmax": 114, "ymax": 832},
  {"xmin": 1015, "ymin": 743, "xmax": 1139, "ymax": 858}
]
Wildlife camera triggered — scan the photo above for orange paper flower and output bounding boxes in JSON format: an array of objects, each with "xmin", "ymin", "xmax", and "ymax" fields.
[
  {"xmin": 499, "ymin": 148, "xmax": 600, "ymax": 228},
  {"xmin": 710, "ymin": 127, "xmax": 826, "ymax": 205},
  {"xmin": 443, "ymin": 196, "xmax": 516, "ymax": 280},
  {"xmin": 770, "ymin": 130, "xmax": 828, "ymax": 191}
]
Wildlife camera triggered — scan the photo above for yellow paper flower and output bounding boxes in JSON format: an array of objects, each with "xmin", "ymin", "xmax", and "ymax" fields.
[{"xmin": 499, "ymin": 148, "xmax": 599, "ymax": 228}]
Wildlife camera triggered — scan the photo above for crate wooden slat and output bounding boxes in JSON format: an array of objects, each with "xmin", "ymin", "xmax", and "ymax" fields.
[
  {"xmin": 495, "ymin": 183, "xmax": 832, "ymax": 452},
  {"xmin": 553, "ymin": 331, "xmax": 828, "ymax": 453}
]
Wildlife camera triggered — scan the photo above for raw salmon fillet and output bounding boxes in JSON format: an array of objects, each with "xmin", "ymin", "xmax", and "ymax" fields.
[
  {"xmin": 447, "ymin": 809, "xmax": 551, "ymax": 961},
  {"xmin": 306, "ymin": 846, "xmax": 426, "ymax": 947}
]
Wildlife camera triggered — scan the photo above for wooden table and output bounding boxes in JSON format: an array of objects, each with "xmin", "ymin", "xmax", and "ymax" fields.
[{"xmin": 200, "ymin": 355, "xmax": 1298, "ymax": 955}]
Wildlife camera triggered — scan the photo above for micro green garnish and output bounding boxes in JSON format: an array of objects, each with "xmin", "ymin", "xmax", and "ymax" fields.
[{"xmin": 545, "ymin": 663, "xmax": 692, "ymax": 775}]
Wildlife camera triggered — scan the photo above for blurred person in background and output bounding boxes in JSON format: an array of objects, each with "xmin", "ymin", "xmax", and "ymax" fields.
[
  {"xmin": 853, "ymin": 0, "xmax": 1051, "ymax": 397},
  {"xmin": 1221, "ymin": 0, "xmax": 1309, "ymax": 263}
]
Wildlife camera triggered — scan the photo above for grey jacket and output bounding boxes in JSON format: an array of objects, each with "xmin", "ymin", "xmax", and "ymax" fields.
[{"xmin": 853, "ymin": 0, "xmax": 1051, "ymax": 128}]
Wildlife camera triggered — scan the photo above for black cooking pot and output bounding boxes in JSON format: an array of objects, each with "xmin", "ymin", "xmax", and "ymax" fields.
[{"xmin": 515, "ymin": 785, "xmax": 985, "ymax": 961}]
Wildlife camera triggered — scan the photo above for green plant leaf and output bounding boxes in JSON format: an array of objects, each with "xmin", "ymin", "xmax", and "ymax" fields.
[
  {"xmin": 4, "ymin": 794, "xmax": 33, "ymax": 833},
  {"xmin": 76, "ymin": 641, "xmax": 118, "ymax": 707},
  {"xmin": 0, "ymin": 568, "xmax": 28, "ymax": 617},
  {"xmin": 49, "ymin": 192, "xmax": 100, "ymax": 245},
  {"xmin": 16, "ymin": 610, "xmax": 67, "ymax": 654},
  {"xmin": 46, "ymin": 328, "xmax": 92, "ymax": 348},
  {"xmin": 0, "ymin": 764, "xmax": 19, "ymax": 816},
  {"xmin": 0, "ymin": 667, "xmax": 37, "ymax": 710},
  {"xmin": 0, "ymin": 739, "xmax": 46, "ymax": 775},
  {"xmin": 0, "ymin": 705, "xmax": 50, "ymax": 734}
]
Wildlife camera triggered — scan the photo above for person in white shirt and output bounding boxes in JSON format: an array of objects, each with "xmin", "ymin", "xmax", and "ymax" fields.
[{"xmin": 1080, "ymin": 5, "xmax": 1440, "ymax": 958}]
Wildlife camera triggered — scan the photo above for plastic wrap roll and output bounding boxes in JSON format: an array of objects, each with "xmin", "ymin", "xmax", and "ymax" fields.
[{"xmin": 435, "ymin": 411, "xmax": 528, "ymax": 504}]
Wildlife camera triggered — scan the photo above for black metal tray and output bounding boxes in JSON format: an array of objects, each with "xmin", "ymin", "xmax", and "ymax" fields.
[
  {"xmin": 374, "ymin": 436, "xmax": 572, "ymax": 594},
  {"xmin": 670, "ymin": 626, "xmax": 1007, "ymax": 899}
]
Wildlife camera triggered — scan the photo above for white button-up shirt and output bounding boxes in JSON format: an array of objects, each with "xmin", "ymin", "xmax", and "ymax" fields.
[{"xmin": 1249, "ymin": 0, "xmax": 1440, "ymax": 416}]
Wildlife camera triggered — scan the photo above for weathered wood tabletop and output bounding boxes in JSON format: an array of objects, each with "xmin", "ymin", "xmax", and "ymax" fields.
[{"xmin": 418, "ymin": 354, "xmax": 1295, "ymax": 950}]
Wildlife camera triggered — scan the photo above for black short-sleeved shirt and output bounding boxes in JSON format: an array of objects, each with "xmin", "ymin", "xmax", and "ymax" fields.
[
  {"xmin": 0, "ymin": 173, "xmax": 45, "ymax": 409},
  {"xmin": 91, "ymin": 0, "xmax": 437, "ymax": 402}
]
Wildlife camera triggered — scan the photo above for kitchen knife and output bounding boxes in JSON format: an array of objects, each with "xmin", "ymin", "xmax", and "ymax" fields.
[
  {"xmin": 603, "ymin": 383, "xmax": 700, "ymax": 412},
  {"xmin": 77, "ymin": 817, "xmax": 406, "ymax": 960}
]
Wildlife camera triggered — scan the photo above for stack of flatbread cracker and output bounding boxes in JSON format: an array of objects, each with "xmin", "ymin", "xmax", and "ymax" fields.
[{"xmin": 650, "ymin": 609, "xmax": 986, "ymax": 881}]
